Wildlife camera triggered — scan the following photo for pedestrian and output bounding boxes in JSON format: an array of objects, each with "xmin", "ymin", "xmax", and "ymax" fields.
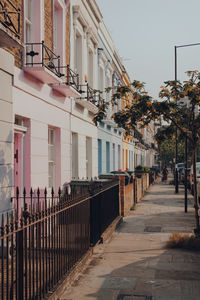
[{"xmin": 162, "ymin": 166, "xmax": 168, "ymax": 182}]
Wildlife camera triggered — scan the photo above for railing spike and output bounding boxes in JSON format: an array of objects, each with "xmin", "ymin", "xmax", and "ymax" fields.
[
  {"xmin": 6, "ymin": 213, "xmax": 9, "ymax": 234},
  {"xmin": 44, "ymin": 187, "xmax": 47, "ymax": 211},
  {"xmin": 10, "ymin": 211, "xmax": 14, "ymax": 232},
  {"xmin": 1, "ymin": 214, "xmax": 4, "ymax": 236},
  {"xmin": 23, "ymin": 187, "xmax": 26, "ymax": 209},
  {"xmin": 51, "ymin": 187, "xmax": 54, "ymax": 209},
  {"xmin": 37, "ymin": 187, "xmax": 40, "ymax": 212},
  {"xmin": 16, "ymin": 186, "xmax": 19, "ymax": 197},
  {"xmin": 30, "ymin": 187, "xmax": 33, "ymax": 214}
]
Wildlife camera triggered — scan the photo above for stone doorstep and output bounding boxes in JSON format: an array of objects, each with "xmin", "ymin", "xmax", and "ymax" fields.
[{"xmin": 48, "ymin": 216, "xmax": 123, "ymax": 300}]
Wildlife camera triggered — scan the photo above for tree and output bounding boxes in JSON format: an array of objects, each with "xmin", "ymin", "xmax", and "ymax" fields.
[
  {"xmin": 95, "ymin": 71, "xmax": 200, "ymax": 236},
  {"xmin": 155, "ymin": 125, "xmax": 189, "ymax": 166}
]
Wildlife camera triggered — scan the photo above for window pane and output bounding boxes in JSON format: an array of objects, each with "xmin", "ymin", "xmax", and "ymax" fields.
[
  {"xmin": 54, "ymin": 6, "xmax": 58, "ymax": 54},
  {"xmin": 25, "ymin": 0, "xmax": 32, "ymax": 21},
  {"xmin": 48, "ymin": 128, "xmax": 55, "ymax": 188},
  {"xmin": 48, "ymin": 128, "xmax": 55, "ymax": 145},
  {"xmin": 48, "ymin": 162, "xmax": 54, "ymax": 188},
  {"xmin": 48, "ymin": 145, "xmax": 54, "ymax": 162}
]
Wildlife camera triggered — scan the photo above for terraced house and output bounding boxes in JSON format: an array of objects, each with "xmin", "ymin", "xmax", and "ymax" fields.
[
  {"xmin": 0, "ymin": 0, "xmax": 157, "ymax": 215},
  {"xmin": 97, "ymin": 21, "xmax": 124, "ymax": 174},
  {"xmin": 0, "ymin": 0, "xmax": 76, "ymax": 214},
  {"xmin": 70, "ymin": 0, "xmax": 100, "ymax": 179}
]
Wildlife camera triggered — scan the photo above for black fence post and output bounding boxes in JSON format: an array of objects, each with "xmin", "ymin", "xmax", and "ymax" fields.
[{"xmin": 16, "ymin": 229, "xmax": 23, "ymax": 300}]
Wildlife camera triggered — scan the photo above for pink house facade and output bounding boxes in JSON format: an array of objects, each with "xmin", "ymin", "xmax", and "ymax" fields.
[
  {"xmin": 13, "ymin": 67, "xmax": 72, "ymax": 193},
  {"xmin": 0, "ymin": 0, "xmax": 157, "ymax": 215},
  {"xmin": 0, "ymin": 0, "xmax": 78, "ymax": 214},
  {"xmin": 13, "ymin": 0, "xmax": 75, "ymax": 197}
]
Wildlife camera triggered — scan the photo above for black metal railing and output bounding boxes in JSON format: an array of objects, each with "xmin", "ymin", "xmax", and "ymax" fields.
[
  {"xmin": 25, "ymin": 41, "xmax": 62, "ymax": 78},
  {"xmin": 0, "ymin": 0, "xmax": 20, "ymax": 38},
  {"xmin": 78, "ymin": 84, "xmax": 104, "ymax": 105},
  {"xmin": 87, "ymin": 84, "xmax": 97, "ymax": 103},
  {"xmin": 0, "ymin": 179, "xmax": 119, "ymax": 300},
  {"xmin": 66, "ymin": 65, "xmax": 79, "ymax": 91},
  {"xmin": 89, "ymin": 180, "xmax": 119, "ymax": 245}
]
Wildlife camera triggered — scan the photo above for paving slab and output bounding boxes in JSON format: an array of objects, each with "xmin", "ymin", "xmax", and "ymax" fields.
[{"xmin": 58, "ymin": 181, "xmax": 200, "ymax": 300}]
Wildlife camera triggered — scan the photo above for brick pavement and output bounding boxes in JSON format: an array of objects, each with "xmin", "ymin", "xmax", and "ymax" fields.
[{"xmin": 58, "ymin": 181, "xmax": 200, "ymax": 300}]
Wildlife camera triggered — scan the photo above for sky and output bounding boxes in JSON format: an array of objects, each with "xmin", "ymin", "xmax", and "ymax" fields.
[{"xmin": 96, "ymin": 0, "xmax": 200, "ymax": 99}]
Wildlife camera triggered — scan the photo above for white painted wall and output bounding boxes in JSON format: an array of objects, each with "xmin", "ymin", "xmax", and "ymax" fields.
[
  {"xmin": 71, "ymin": 112, "xmax": 98, "ymax": 179},
  {"xmin": 98, "ymin": 124, "xmax": 123, "ymax": 174},
  {"xmin": 70, "ymin": 0, "xmax": 100, "ymax": 179},
  {"xmin": 13, "ymin": 68, "xmax": 71, "ymax": 191},
  {"xmin": 0, "ymin": 49, "xmax": 14, "ymax": 214}
]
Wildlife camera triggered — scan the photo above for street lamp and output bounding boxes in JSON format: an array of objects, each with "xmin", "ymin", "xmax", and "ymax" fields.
[{"xmin": 174, "ymin": 42, "xmax": 200, "ymax": 211}]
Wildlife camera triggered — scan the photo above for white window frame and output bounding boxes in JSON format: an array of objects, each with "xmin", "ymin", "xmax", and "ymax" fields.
[
  {"xmin": 24, "ymin": 0, "xmax": 33, "ymax": 43},
  {"xmin": 53, "ymin": 0, "xmax": 65, "ymax": 62},
  {"xmin": 88, "ymin": 47, "xmax": 94, "ymax": 87},
  {"xmin": 74, "ymin": 27, "xmax": 83, "ymax": 83},
  {"xmin": 48, "ymin": 127, "xmax": 55, "ymax": 189}
]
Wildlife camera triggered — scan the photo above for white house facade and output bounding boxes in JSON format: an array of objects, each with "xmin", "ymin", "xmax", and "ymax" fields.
[{"xmin": 69, "ymin": 0, "xmax": 102, "ymax": 179}]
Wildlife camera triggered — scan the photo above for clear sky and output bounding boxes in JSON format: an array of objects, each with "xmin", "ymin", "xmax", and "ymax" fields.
[{"xmin": 96, "ymin": 0, "xmax": 200, "ymax": 99}]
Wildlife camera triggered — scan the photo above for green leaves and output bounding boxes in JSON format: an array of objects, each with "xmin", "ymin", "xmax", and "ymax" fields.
[{"xmin": 94, "ymin": 71, "xmax": 200, "ymax": 148}]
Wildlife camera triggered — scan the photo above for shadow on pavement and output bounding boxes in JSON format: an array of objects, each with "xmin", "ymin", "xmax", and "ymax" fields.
[{"xmin": 85, "ymin": 247, "xmax": 200, "ymax": 300}]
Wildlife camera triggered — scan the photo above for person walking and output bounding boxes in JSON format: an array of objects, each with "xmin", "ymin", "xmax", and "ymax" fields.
[{"xmin": 162, "ymin": 166, "xmax": 168, "ymax": 182}]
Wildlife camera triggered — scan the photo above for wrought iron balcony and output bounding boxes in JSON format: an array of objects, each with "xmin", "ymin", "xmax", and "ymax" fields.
[
  {"xmin": 66, "ymin": 65, "xmax": 79, "ymax": 91},
  {"xmin": 75, "ymin": 84, "xmax": 102, "ymax": 113},
  {"xmin": 0, "ymin": 0, "xmax": 22, "ymax": 47},
  {"xmin": 51, "ymin": 65, "xmax": 81, "ymax": 97},
  {"xmin": 24, "ymin": 41, "xmax": 63, "ymax": 84}
]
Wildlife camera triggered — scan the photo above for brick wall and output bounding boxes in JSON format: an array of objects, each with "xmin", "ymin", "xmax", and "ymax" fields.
[
  {"xmin": 66, "ymin": 5, "xmax": 70, "ymax": 65},
  {"xmin": 136, "ymin": 178, "xmax": 142, "ymax": 202},
  {"xmin": 119, "ymin": 176, "xmax": 134, "ymax": 216},
  {"xmin": 2, "ymin": 0, "xmax": 61, "ymax": 69},
  {"xmin": 44, "ymin": 0, "xmax": 53, "ymax": 50},
  {"xmin": 3, "ymin": 0, "xmax": 23, "ymax": 68},
  {"xmin": 119, "ymin": 173, "xmax": 151, "ymax": 216},
  {"xmin": 124, "ymin": 183, "xmax": 134, "ymax": 215}
]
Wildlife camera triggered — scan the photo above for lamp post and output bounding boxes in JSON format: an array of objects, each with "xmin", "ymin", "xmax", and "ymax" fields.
[
  {"xmin": 174, "ymin": 42, "xmax": 200, "ymax": 211},
  {"xmin": 174, "ymin": 46, "xmax": 178, "ymax": 194}
]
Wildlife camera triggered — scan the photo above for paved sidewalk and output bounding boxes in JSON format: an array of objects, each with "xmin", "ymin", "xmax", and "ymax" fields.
[{"xmin": 58, "ymin": 181, "xmax": 200, "ymax": 300}]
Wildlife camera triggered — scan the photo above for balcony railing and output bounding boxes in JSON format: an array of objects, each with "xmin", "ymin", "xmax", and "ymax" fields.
[
  {"xmin": 66, "ymin": 65, "xmax": 79, "ymax": 92},
  {"xmin": 51, "ymin": 65, "xmax": 80, "ymax": 97},
  {"xmin": 79, "ymin": 84, "xmax": 103, "ymax": 105},
  {"xmin": 0, "ymin": 0, "xmax": 20, "ymax": 38},
  {"xmin": 25, "ymin": 41, "xmax": 62, "ymax": 78},
  {"xmin": 74, "ymin": 84, "xmax": 103, "ymax": 112}
]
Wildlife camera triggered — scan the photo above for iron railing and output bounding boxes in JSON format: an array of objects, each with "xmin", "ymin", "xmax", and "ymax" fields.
[
  {"xmin": 0, "ymin": 179, "xmax": 119, "ymax": 300},
  {"xmin": 89, "ymin": 180, "xmax": 119, "ymax": 245},
  {"xmin": 25, "ymin": 41, "xmax": 62, "ymax": 78},
  {"xmin": 58, "ymin": 65, "xmax": 80, "ymax": 92},
  {"xmin": 66, "ymin": 65, "xmax": 79, "ymax": 91},
  {"xmin": 79, "ymin": 84, "xmax": 104, "ymax": 105},
  {"xmin": 0, "ymin": 0, "xmax": 20, "ymax": 38}
]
